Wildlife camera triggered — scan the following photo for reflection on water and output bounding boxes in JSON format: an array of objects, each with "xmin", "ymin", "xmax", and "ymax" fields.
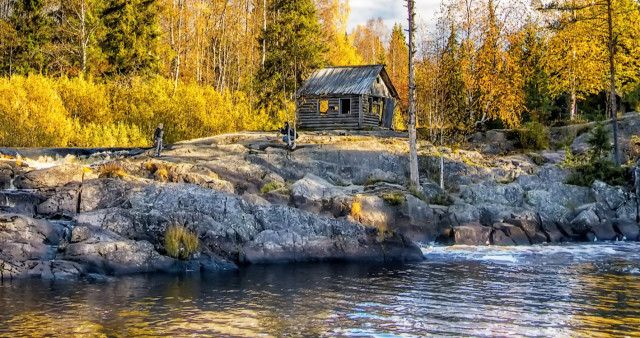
[{"xmin": 2, "ymin": 242, "xmax": 640, "ymax": 336}]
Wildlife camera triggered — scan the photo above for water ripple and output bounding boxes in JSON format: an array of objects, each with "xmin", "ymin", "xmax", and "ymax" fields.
[{"xmin": 1, "ymin": 242, "xmax": 640, "ymax": 336}]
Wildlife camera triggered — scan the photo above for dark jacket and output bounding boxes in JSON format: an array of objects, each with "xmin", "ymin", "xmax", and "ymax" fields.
[
  {"xmin": 154, "ymin": 128, "xmax": 164, "ymax": 140},
  {"xmin": 280, "ymin": 125, "xmax": 297, "ymax": 139}
]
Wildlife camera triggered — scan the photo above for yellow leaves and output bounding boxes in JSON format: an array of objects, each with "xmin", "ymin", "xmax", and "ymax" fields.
[{"xmin": 0, "ymin": 75, "xmax": 280, "ymax": 148}]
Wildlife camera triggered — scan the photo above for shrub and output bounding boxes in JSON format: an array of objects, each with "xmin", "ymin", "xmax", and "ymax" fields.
[
  {"xmin": 587, "ymin": 122, "xmax": 612, "ymax": 162},
  {"xmin": 98, "ymin": 162, "xmax": 127, "ymax": 178},
  {"xmin": 382, "ymin": 192, "xmax": 404, "ymax": 206},
  {"xmin": 350, "ymin": 198, "xmax": 363, "ymax": 220},
  {"xmin": 428, "ymin": 193, "xmax": 454, "ymax": 206},
  {"xmin": 155, "ymin": 168, "xmax": 169, "ymax": 182},
  {"xmin": 0, "ymin": 75, "xmax": 285, "ymax": 148},
  {"xmin": 260, "ymin": 181, "xmax": 284, "ymax": 194},
  {"xmin": 566, "ymin": 159, "xmax": 630, "ymax": 187},
  {"xmin": 516, "ymin": 122, "xmax": 550, "ymax": 151},
  {"xmin": 164, "ymin": 224, "xmax": 199, "ymax": 260}
]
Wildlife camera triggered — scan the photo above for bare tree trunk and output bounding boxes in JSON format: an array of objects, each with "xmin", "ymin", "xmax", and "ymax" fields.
[
  {"xmin": 407, "ymin": 0, "xmax": 419, "ymax": 188},
  {"xmin": 262, "ymin": 0, "xmax": 266, "ymax": 66},
  {"xmin": 80, "ymin": 0, "xmax": 87, "ymax": 73},
  {"xmin": 570, "ymin": 89, "xmax": 577, "ymax": 120},
  {"xmin": 607, "ymin": 0, "xmax": 620, "ymax": 167}
]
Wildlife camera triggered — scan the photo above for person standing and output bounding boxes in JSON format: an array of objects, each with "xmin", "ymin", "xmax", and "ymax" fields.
[{"xmin": 154, "ymin": 123, "xmax": 164, "ymax": 157}]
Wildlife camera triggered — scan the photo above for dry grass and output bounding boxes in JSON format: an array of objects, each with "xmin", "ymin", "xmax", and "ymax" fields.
[
  {"xmin": 99, "ymin": 162, "xmax": 127, "ymax": 178},
  {"xmin": 350, "ymin": 198, "xmax": 363, "ymax": 221},
  {"xmin": 164, "ymin": 224, "xmax": 199, "ymax": 260},
  {"xmin": 382, "ymin": 192, "xmax": 405, "ymax": 206},
  {"xmin": 155, "ymin": 168, "xmax": 169, "ymax": 182}
]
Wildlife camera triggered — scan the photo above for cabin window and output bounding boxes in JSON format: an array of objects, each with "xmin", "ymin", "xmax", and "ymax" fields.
[
  {"xmin": 368, "ymin": 97, "xmax": 373, "ymax": 113},
  {"xmin": 376, "ymin": 77, "xmax": 380, "ymax": 84},
  {"xmin": 340, "ymin": 98, "xmax": 351, "ymax": 115},
  {"xmin": 318, "ymin": 99, "xmax": 329, "ymax": 116}
]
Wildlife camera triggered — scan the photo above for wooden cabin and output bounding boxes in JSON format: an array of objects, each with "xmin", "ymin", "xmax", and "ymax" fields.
[{"xmin": 296, "ymin": 65, "xmax": 400, "ymax": 130}]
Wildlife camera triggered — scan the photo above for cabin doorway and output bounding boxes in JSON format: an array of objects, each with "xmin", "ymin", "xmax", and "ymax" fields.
[{"xmin": 340, "ymin": 99, "xmax": 351, "ymax": 114}]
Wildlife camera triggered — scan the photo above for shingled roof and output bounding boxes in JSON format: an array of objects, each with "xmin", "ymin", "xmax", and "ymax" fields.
[{"xmin": 297, "ymin": 65, "xmax": 399, "ymax": 99}]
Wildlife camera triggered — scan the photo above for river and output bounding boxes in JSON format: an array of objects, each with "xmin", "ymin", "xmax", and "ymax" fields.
[{"xmin": 1, "ymin": 242, "xmax": 639, "ymax": 337}]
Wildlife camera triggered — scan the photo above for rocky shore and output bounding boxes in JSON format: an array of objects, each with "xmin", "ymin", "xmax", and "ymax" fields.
[{"xmin": 1, "ymin": 113, "xmax": 639, "ymax": 279}]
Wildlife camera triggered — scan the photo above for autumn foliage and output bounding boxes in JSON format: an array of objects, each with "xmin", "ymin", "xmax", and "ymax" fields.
[{"xmin": 0, "ymin": 75, "xmax": 283, "ymax": 147}]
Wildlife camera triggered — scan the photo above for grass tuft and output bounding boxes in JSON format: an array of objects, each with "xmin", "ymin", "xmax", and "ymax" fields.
[
  {"xmin": 99, "ymin": 162, "xmax": 127, "ymax": 179},
  {"xmin": 382, "ymin": 192, "xmax": 405, "ymax": 206},
  {"xmin": 260, "ymin": 181, "xmax": 284, "ymax": 194},
  {"xmin": 164, "ymin": 224, "xmax": 199, "ymax": 260}
]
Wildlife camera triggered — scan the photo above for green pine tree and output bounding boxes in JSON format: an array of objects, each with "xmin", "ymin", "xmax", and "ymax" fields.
[
  {"xmin": 100, "ymin": 0, "xmax": 161, "ymax": 76},
  {"xmin": 9, "ymin": 0, "xmax": 54, "ymax": 74},
  {"xmin": 257, "ymin": 0, "xmax": 324, "ymax": 112}
]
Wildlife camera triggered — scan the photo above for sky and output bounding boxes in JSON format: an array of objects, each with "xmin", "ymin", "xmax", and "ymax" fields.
[{"xmin": 346, "ymin": 0, "xmax": 440, "ymax": 32}]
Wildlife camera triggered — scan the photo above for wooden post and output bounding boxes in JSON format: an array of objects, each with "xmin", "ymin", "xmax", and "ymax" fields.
[
  {"xmin": 358, "ymin": 96, "xmax": 363, "ymax": 128},
  {"xmin": 407, "ymin": 0, "xmax": 420, "ymax": 188}
]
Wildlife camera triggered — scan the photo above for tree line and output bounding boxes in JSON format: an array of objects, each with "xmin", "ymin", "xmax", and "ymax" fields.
[{"xmin": 0, "ymin": 0, "xmax": 639, "ymax": 149}]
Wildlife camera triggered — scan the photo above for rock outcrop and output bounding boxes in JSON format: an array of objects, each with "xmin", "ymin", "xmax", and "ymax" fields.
[{"xmin": 2, "ymin": 121, "xmax": 640, "ymax": 279}]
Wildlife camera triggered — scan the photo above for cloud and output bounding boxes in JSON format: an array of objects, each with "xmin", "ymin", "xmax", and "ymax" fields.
[{"xmin": 347, "ymin": 0, "xmax": 440, "ymax": 32}]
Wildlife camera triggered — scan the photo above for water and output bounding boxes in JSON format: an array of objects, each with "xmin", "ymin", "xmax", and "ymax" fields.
[{"xmin": 1, "ymin": 242, "xmax": 640, "ymax": 337}]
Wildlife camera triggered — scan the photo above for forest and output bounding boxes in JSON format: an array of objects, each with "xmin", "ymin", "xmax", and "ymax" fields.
[{"xmin": 0, "ymin": 0, "xmax": 639, "ymax": 148}]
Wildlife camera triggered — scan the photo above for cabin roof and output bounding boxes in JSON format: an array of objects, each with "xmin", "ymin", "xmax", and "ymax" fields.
[{"xmin": 297, "ymin": 65, "xmax": 400, "ymax": 99}]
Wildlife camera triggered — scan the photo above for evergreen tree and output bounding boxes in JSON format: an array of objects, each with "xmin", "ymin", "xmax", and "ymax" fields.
[
  {"xmin": 9, "ymin": 0, "xmax": 55, "ymax": 74},
  {"xmin": 387, "ymin": 23, "xmax": 409, "ymax": 112},
  {"xmin": 100, "ymin": 0, "xmax": 161, "ymax": 76},
  {"xmin": 440, "ymin": 24, "xmax": 467, "ymax": 127},
  {"xmin": 257, "ymin": 0, "xmax": 324, "ymax": 111},
  {"xmin": 516, "ymin": 21, "xmax": 554, "ymax": 123}
]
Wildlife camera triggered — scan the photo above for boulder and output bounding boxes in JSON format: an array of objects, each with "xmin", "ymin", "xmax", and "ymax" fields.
[
  {"xmin": 515, "ymin": 175, "xmax": 544, "ymax": 191},
  {"xmin": 593, "ymin": 180, "xmax": 627, "ymax": 210},
  {"xmin": 536, "ymin": 166, "xmax": 570, "ymax": 184},
  {"xmin": 612, "ymin": 220, "xmax": 639, "ymax": 241},
  {"xmin": 615, "ymin": 198, "xmax": 638, "ymax": 223},
  {"xmin": 0, "ymin": 161, "xmax": 19, "ymax": 189},
  {"xmin": 526, "ymin": 183, "xmax": 594, "ymax": 221},
  {"xmin": 37, "ymin": 185, "xmax": 79, "ymax": 217},
  {"xmin": 0, "ymin": 214, "xmax": 64, "ymax": 279},
  {"xmin": 166, "ymin": 164, "xmax": 235, "ymax": 193},
  {"xmin": 569, "ymin": 204, "xmax": 601, "ymax": 232},
  {"xmin": 540, "ymin": 150, "xmax": 567, "ymax": 165},
  {"xmin": 477, "ymin": 204, "xmax": 537, "ymax": 226},
  {"xmin": 448, "ymin": 203, "xmax": 480, "ymax": 225},
  {"xmin": 79, "ymin": 179, "xmax": 137, "ymax": 213},
  {"xmin": 241, "ymin": 193, "xmax": 271, "ymax": 206},
  {"xmin": 15, "ymin": 165, "xmax": 85, "ymax": 189},
  {"xmin": 291, "ymin": 174, "xmax": 362, "ymax": 215},
  {"xmin": 504, "ymin": 218, "xmax": 543, "ymax": 244},
  {"xmin": 450, "ymin": 222, "xmax": 490, "ymax": 245},
  {"xmin": 589, "ymin": 221, "xmax": 618, "ymax": 241},
  {"xmin": 461, "ymin": 181, "xmax": 524, "ymax": 207},
  {"xmin": 492, "ymin": 223, "xmax": 531, "ymax": 245},
  {"xmin": 65, "ymin": 224, "xmax": 178, "ymax": 275},
  {"xmin": 420, "ymin": 179, "xmax": 444, "ymax": 200},
  {"xmin": 367, "ymin": 169, "xmax": 401, "ymax": 184},
  {"xmin": 0, "ymin": 190, "xmax": 40, "ymax": 216},
  {"xmin": 540, "ymin": 220, "xmax": 566, "ymax": 243}
]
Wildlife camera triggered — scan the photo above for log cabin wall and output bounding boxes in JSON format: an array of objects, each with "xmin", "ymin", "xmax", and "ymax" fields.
[{"xmin": 297, "ymin": 95, "xmax": 362, "ymax": 130}]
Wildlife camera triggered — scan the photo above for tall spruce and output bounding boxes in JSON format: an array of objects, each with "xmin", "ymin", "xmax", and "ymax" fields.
[
  {"xmin": 9, "ymin": 0, "xmax": 54, "ymax": 74},
  {"xmin": 257, "ymin": 0, "xmax": 324, "ymax": 112},
  {"xmin": 100, "ymin": 0, "xmax": 161, "ymax": 76}
]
